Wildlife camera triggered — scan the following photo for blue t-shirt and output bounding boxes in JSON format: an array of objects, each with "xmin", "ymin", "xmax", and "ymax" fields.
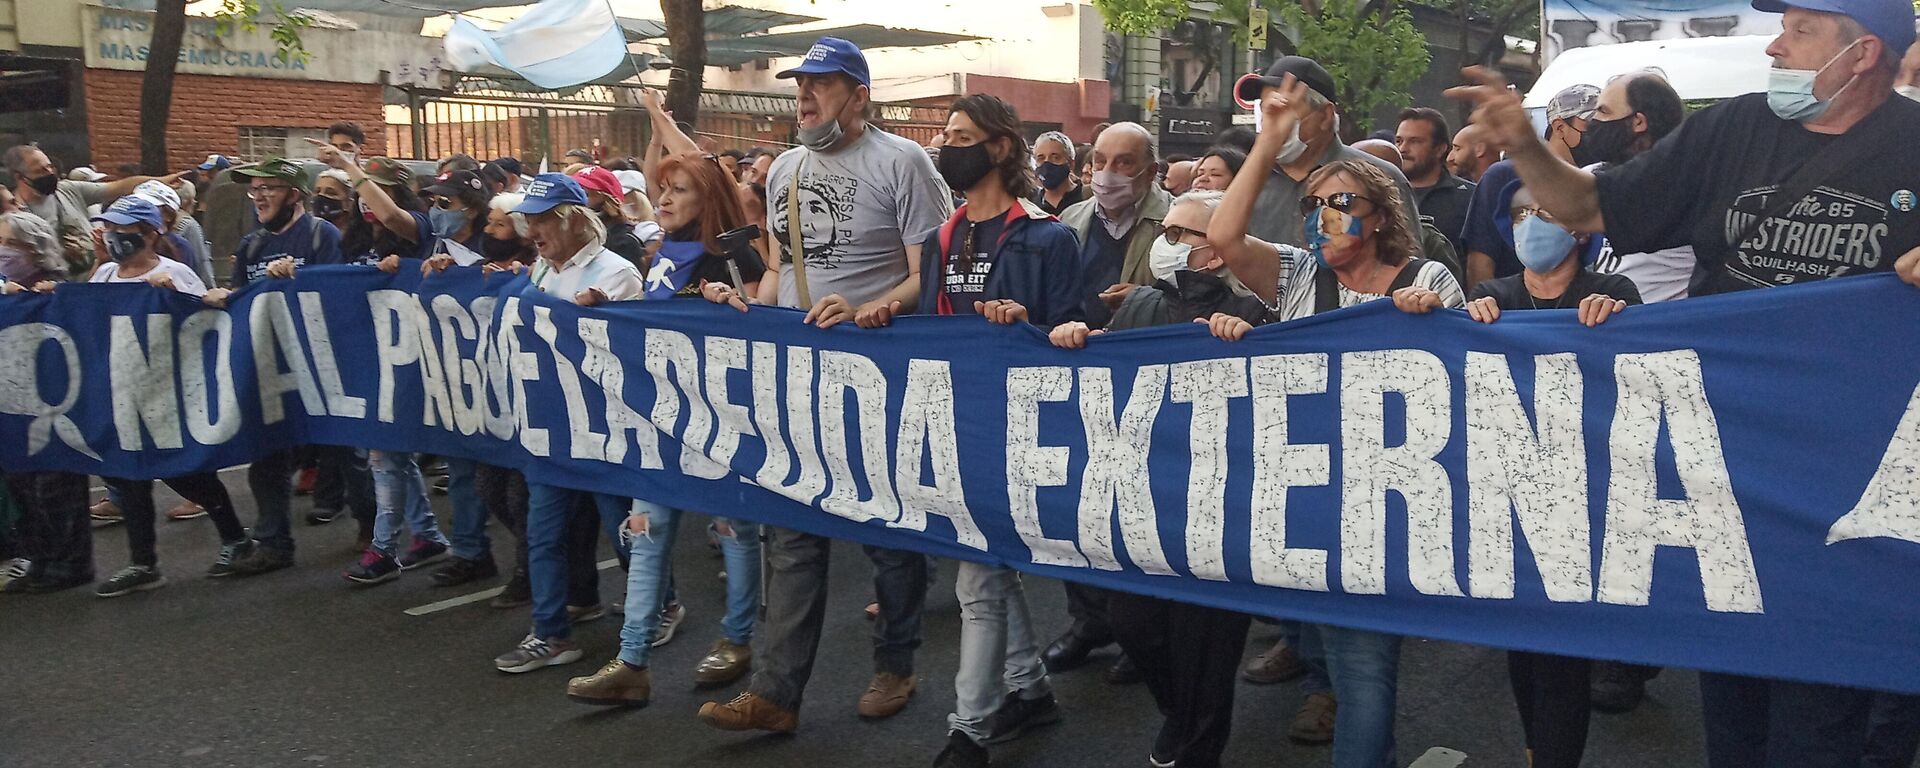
[
  {"xmin": 230, "ymin": 214, "xmax": 344, "ymax": 288},
  {"xmin": 348, "ymin": 210, "xmax": 436, "ymax": 266},
  {"xmin": 1460, "ymin": 160, "xmax": 1522, "ymax": 278}
]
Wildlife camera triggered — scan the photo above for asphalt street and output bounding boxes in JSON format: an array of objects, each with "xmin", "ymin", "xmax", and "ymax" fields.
[{"xmin": 2, "ymin": 469, "xmax": 1727, "ymax": 768}]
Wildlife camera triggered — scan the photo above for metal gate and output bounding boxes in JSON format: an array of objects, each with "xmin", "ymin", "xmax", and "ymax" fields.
[{"xmin": 390, "ymin": 84, "xmax": 651, "ymax": 167}]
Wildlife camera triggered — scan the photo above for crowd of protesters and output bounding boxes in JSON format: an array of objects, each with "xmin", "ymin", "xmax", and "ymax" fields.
[{"xmin": 7, "ymin": 3, "xmax": 1920, "ymax": 764}]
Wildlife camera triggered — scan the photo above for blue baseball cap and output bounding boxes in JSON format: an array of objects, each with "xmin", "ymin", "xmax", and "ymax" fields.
[
  {"xmin": 1752, "ymin": 0, "xmax": 1916, "ymax": 57},
  {"xmin": 197, "ymin": 153, "xmax": 234, "ymax": 171},
  {"xmin": 92, "ymin": 196, "xmax": 165, "ymax": 229},
  {"xmin": 776, "ymin": 37, "xmax": 871, "ymax": 88},
  {"xmin": 512, "ymin": 173, "xmax": 589, "ymax": 215}
]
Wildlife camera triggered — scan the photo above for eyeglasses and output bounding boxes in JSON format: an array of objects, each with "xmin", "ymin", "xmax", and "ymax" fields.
[
  {"xmin": 1159, "ymin": 224, "xmax": 1209, "ymax": 246},
  {"xmin": 1510, "ymin": 206, "xmax": 1557, "ymax": 225},
  {"xmin": 1298, "ymin": 192, "xmax": 1377, "ymax": 218},
  {"xmin": 247, "ymin": 185, "xmax": 293, "ymax": 199}
]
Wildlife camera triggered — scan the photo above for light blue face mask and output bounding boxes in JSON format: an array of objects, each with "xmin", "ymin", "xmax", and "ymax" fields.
[
  {"xmin": 1303, "ymin": 206, "xmax": 1364, "ymax": 268},
  {"xmin": 429, "ymin": 207, "xmax": 468, "ymax": 239},
  {"xmin": 1767, "ymin": 38, "xmax": 1862, "ymax": 122},
  {"xmin": 1513, "ymin": 214, "xmax": 1579, "ymax": 274}
]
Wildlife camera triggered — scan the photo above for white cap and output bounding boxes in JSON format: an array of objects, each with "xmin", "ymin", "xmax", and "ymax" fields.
[
  {"xmin": 132, "ymin": 179, "xmax": 181, "ymax": 211},
  {"xmin": 68, "ymin": 166, "xmax": 108, "ymax": 182},
  {"xmin": 632, "ymin": 219, "xmax": 664, "ymax": 244},
  {"xmin": 613, "ymin": 169, "xmax": 647, "ymax": 195}
]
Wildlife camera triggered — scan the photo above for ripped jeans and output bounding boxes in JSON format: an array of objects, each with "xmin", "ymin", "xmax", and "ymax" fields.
[{"xmin": 615, "ymin": 502, "xmax": 761, "ymax": 668}]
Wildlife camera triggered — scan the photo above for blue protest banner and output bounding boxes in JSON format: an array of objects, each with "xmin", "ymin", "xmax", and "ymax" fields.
[{"xmin": 2, "ymin": 264, "xmax": 1917, "ymax": 694}]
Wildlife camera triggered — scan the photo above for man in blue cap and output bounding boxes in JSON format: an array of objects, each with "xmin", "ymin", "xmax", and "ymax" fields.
[
  {"xmin": 1451, "ymin": 0, "xmax": 1920, "ymax": 765},
  {"xmin": 699, "ymin": 35, "xmax": 952, "ymax": 734}
]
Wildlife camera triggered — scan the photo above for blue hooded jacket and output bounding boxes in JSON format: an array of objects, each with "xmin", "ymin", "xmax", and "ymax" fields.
[{"xmin": 916, "ymin": 199, "xmax": 1086, "ymax": 328}]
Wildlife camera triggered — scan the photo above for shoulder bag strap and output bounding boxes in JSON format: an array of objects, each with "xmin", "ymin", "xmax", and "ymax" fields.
[
  {"xmin": 1388, "ymin": 257, "xmax": 1430, "ymax": 293},
  {"xmin": 1312, "ymin": 260, "xmax": 1340, "ymax": 315},
  {"xmin": 786, "ymin": 154, "xmax": 813, "ymax": 308}
]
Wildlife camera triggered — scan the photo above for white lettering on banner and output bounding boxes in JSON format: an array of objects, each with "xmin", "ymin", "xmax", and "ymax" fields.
[
  {"xmin": 297, "ymin": 293, "xmax": 367, "ymax": 419},
  {"xmin": 818, "ymin": 350, "xmax": 903, "ymax": 523},
  {"xmin": 751, "ymin": 342, "xmax": 828, "ymax": 502},
  {"xmin": 1248, "ymin": 354, "xmax": 1332, "ymax": 592},
  {"xmin": 579, "ymin": 319, "xmax": 661, "ymax": 469},
  {"xmin": 108, "ymin": 315, "xmax": 183, "ymax": 451},
  {"xmin": 534, "ymin": 306, "xmax": 606, "ymax": 462},
  {"xmin": 178, "ymin": 311, "xmax": 240, "ymax": 447},
  {"xmin": 703, "ymin": 336, "xmax": 754, "ymax": 470},
  {"xmin": 644, "ymin": 329, "xmax": 725, "ymax": 478},
  {"xmin": 0, "ymin": 323, "xmax": 100, "ymax": 459},
  {"xmin": 1171, "ymin": 358, "xmax": 1249, "ymax": 582},
  {"xmin": 1828, "ymin": 382, "xmax": 1920, "ymax": 546},
  {"xmin": 1599, "ymin": 351, "xmax": 1763, "ymax": 614},
  {"xmin": 497, "ymin": 298, "xmax": 549, "ymax": 456},
  {"xmin": 1076, "ymin": 366, "xmax": 1175, "ymax": 575},
  {"xmin": 1007, "ymin": 366, "xmax": 1089, "ymax": 568},
  {"xmin": 1341, "ymin": 350, "xmax": 1463, "ymax": 597},
  {"xmin": 1465, "ymin": 353, "xmax": 1592, "ymax": 602},
  {"xmin": 895, "ymin": 359, "xmax": 986, "ymax": 552},
  {"xmin": 369, "ymin": 291, "xmax": 419, "ymax": 424},
  {"xmin": 430, "ymin": 295, "xmax": 484, "ymax": 437},
  {"xmin": 250, "ymin": 293, "xmax": 327, "ymax": 425},
  {"xmin": 469, "ymin": 296, "xmax": 517, "ymax": 441}
]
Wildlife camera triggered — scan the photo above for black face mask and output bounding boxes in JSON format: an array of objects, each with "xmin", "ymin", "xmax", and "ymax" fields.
[
  {"xmin": 105, "ymin": 231, "xmax": 146, "ymax": 262},
  {"xmin": 311, "ymin": 195, "xmax": 346, "ymax": 220},
  {"xmin": 481, "ymin": 235, "xmax": 523, "ymax": 263},
  {"xmin": 1037, "ymin": 161, "xmax": 1071, "ymax": 190},
  {"xmin": 938, "ymin": 141, "xmax": 996, "ymax": 193},
  {"xmin": 28, "ymin": 174, "xmax": 58, "ymax": 196},
  {"xmin": 261, "ymin": 199, "xmax": 298, "ymax": 233},
  {"xmin": 1571, "ymin": 115, "xmax": 1638, "ymax": 167}
]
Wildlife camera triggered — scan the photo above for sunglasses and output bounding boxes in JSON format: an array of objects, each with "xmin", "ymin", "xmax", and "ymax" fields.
[{"xmin": 1298, "ymin": 192, "xmax": 1376, "ymax": 218}]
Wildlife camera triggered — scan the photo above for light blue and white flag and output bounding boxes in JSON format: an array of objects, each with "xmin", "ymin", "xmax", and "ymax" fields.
[{"xmin": 444, "ymin": 0, "xmax": 626, "ymax": 89}]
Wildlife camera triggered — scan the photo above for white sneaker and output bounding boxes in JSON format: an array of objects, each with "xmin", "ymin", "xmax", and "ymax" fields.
[
  {"xmin": 652, "ymin": 602, "xmax": 687, "ymax": 648},
  {"xmin": 0, "ymin": 558, "xmax": 30, "ymax": 589},
  {"xmin": 494, "ymin": 634, "xmax": 584, "ymax": 674}
]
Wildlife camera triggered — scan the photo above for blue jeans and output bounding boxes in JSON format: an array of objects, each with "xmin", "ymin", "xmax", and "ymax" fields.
[
  {"xmin": 949, "ymin": 562, "xmax": 1049, "ymax": 742},
  {"xmin": 367, "ymin": 450, "xmax": 447, "ymax": 556},
  {"xmin": 616, "ymin": 505, "xmax": 761, "ymax": 668},
  {"xmin": 1700, "ymin": 673, "xmax": 1877, "ymax": 768},
  {"xmin": 526, "ymin": 482, "xmax": 631, "ymax": 640},
  {"xmin": 1282, "ymin": 619, "xmax": 1335, "ymax": 694},
  {"xmin": 1300, "ymin": 623, "xmax": 1402, "ymax": 768},
  {"xmin": 442, "ymin": 457, "xmax": 487, "ymax": 561}
]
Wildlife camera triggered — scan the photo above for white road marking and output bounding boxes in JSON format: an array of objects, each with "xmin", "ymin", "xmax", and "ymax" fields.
[
  {"xmin": 405, "ymin": 557, "xmax": 619, "ymax": 616},
  {"xmin": 1408, "ymin": 747, "xmax": 1469, "ymax": 768}
]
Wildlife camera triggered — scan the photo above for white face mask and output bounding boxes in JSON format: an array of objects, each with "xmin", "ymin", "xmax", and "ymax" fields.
[
  {"xmin": 1149, "ymin": 237, "xmax": 1190, "ymax": 282},
  {"xmin": 1276, "ymin": 123, "xmax": 1308, "ymax": 165},
  {"xmin": 1898, "ymin": 85, "xmax": 1920, "ymax": 103}
]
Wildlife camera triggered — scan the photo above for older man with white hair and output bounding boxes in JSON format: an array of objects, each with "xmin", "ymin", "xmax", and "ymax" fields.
[{"xmin": 1030, "ymin": 130, "xmax": 1084, "ymax": 215}]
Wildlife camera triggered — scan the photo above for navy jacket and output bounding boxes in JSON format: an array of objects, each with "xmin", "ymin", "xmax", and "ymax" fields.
[{"xmin": 916, "ymin": 199, "xmax": 1086, "ymax": 328}]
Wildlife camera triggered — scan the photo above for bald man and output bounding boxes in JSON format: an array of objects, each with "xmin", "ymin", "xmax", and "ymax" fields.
[
  {"xmin": 1352, "ymin": 139, "xmax": 1401, "ymax": 166},
  {"xmin": 1162, "ymin": 159, "xmax": 1196, "ymax": 196},
  {"xmin": 1448, "ymin": 122, "xmax": 1498, "ymax": 183}
]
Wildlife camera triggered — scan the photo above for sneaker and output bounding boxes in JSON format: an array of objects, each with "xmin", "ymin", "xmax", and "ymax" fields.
[
  {"xmin": 566, "ymin": 659, "xmax": 652, "ymax": 707},
  {"xmin": 293, "ymin": 466, "xmax": 318, "ymax": 495},
  {"xmin": 90, "ymin": 498, "xmax": 123, "ymax": 526},
  {"xmin": 933, "ymin": 730, "xmax": 991, "ymax": 768},
  {"xmin": 494, "ymin": 634, "xmax": 583, "ymax": 673},
  {"xmin": 206, "ymin": 540, "xmax": 254, "ymax": 578},
  {"xmin": 305, "ymin": 507, "xmax": 343, "ymax": 526},
  {"xmin": 227, "ymin": 545, "xmax": 294, "ymax": 577},
  {"xmin": 431, "ymin": 475, "xmax": 450, "ymax": 495},
  {"xmin": 396, "ymin": 539, "xmax": 449, "ymax": 570},
  {"xmin": 1242, "ymin": 639, "xmax": 1307, "ymax": 684},
  {"xmin": 95, "ymin": 565, "xmax": 167, "ymax": 598},
  {"xmin": 344, "ymin": 548, "xmax": 400, "ymax": 586},
  {"xmin": 981, "ymin": 690, "xmax": 1063, "ymax": 745},
  {"xmin": 1, "ymin": 572, "xmax": 92, "ymax": 594},
  {"xmin": 568, "ymin": 603, "xmax": 609, "ymax": 624},
  {"xmin": 1150, "ymin": 719, "xmax": 1180, "ymax": 767},
  {"xmin": 491, "ymin": 567, "xmax": 532, "ymax": 609},
  {"xmin": 652, "ymin": 601, "xmax": 687, "ymax": 648},
  {"xmin": 430, "ymin": 555, "xmax": 499, "ymax": 587},
  {"xmin": 694, "ymin": 639, "xmax": 753, "ymax": 687},
  {"xmin": 0, "ymin": 558, "xmax": 31, "ymax": 590},
  {"xmin": 857, "ymin": 672, "xmax": 916, "ymax": 719},
  {"xmin": 165, "ymin": 501, "xmax": 207, "ymax": 521},
  {"xmin": 1287, "ymin": 692, "xmax": 1337, "ymax": 744},
  {"xmin": 698, "ymin": 691, "xmax": 798, "ymax": 733}
]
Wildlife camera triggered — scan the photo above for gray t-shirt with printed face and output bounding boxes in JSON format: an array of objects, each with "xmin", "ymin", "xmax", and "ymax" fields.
[{"xmin": 765, "ymin": 126, "xmax": 953, "ymax": 309}]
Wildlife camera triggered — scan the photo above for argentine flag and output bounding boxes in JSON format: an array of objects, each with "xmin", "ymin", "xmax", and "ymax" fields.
[{"xmin": 445, "ymin": 0, "xmax": 626, "ymax": 90}]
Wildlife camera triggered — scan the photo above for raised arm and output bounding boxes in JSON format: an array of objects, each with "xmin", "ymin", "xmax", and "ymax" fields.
[
  {"xmin": 1446, "ymin": 67, "xmax": 1603, "ymax": 233},
  {"xmin": 306, "ymin": 138, "xmax": 418, "ymax": 242},
  {"xmin": 1209, "ymin": 74, "xmax": 1311, "ymax": 306}
]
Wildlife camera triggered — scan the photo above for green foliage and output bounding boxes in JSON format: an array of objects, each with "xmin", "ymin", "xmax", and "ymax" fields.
[
  {"xmin": 1280, "ymin": 0, "xmax": 1430, "ymax": 133},
  {"xmin": 213, "ymin": 0, "xmax": 313, "ymax": 63},
  {"xmin": 1090, "ymin": 0, "xmax": 1193, "ymax": 37}
]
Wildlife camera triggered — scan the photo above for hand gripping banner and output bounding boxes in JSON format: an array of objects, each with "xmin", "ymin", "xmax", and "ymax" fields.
[{"xmin": 3, "ymin": 265, "xmax": 1918, "ymax": 694}]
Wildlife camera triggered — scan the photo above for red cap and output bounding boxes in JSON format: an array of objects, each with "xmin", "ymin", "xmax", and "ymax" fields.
[{"xmin": 571, "ymin": 166, "xmax": 623, "ymax": 200}]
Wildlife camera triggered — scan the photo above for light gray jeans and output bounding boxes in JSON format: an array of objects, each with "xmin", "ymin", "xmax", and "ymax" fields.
[{"xmin": 949, "ymin": 561, "xmax": 1051, "ymax": 741}]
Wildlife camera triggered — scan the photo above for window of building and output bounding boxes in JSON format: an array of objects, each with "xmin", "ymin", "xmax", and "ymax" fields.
[{"xmin": 235, "ymin": 126, "xmax": 330, "ymax": 162}]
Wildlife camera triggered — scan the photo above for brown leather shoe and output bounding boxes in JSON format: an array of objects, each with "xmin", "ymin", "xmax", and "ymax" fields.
[
  {"xmin": 1242, "ymin": 639, "xmax": 1307, "ymax": 684},
  {"xmin": 699, "ymin": 692, "xmax": 798, "ymax": 733},
  {"xmin": 857, "ymin": 672, "xmax": 916, "ymax": 719},
  {"xmin": 1288, "ymin": 692, "xmax": 1337, "ymax": 744},
  {"xmin": 566, "ymin": 659, "xmax": 651, "ymax": 707},
  {"xmin": 89, "ymin": 498, "xmax": 122, "ymax": 525},
  {"xmin": 694, "ymin": 639, "xmax": 752, "ymax": 687}
]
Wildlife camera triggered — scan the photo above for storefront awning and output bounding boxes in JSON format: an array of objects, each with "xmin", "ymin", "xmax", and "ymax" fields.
[
  {"xmin": 684, "ymin": 24, "xmax": 986, "ymax": 67},
  {"xmin": 617, "ymin": 7, "xmax": 824, "ymax": 42}
]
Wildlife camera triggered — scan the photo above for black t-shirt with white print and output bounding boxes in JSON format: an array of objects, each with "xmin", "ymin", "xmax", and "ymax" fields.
[
  {"xmin": 940, "ymin": 215, "xmax": 1007, "ymax": 314},
  {"xmin": 1596, "ymin": 92, "xmax": 1920, "ymax": 295}
]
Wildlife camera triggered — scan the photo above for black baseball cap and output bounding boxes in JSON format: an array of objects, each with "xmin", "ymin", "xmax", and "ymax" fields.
[
  {"xmin": 490, "ymin": 156, "xmax": 524, "ymax": 176},
  {"xmin": 1237, "ymin": 56, "xmax": 1339, "ymax": 106},
  {"xmin": 424, "ymin": 169, "xmax": 486, "ymax": 199}
]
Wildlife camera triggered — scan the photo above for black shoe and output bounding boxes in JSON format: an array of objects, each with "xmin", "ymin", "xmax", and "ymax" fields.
[
  {"xmin": 397, "ymin": 539, "xmax": 449, "ymax": 571},
  {"xmin": 1042, "ymin": 630, "xmax": 1109, "ymax": 673},
  {"xmin": 344, "ymin": 548, "xmax": 400, "ymax": 586},
  {"xmin": 1150, "ymin": 719, "xmax": 1180, "ymax": 767},
  {"xmin": 207, "ymin": 540, "xmax": 255, "ymax": 578},
  {"xmin": 981, "ymin": 690, "xmax": 1063, "ymax": 745},
  {"xmin": 1, "ymin": 572, "xmax": 93, "ymax": 594},
  {"xmin": 305, "ymin": 508, "xmax": 342, "ymax": 526},
  {"xmin": 1106, "ymin": 652, "xmax": 1144, "ymax": 685},
  {"xmin": 1592, "ymin": 662, "xmax": 1659, "ymax": 714},
  {"xmin": 430, "ymin": 555, "xmax": 499, "ymax": 587},
  {"xmin": 932, "ymin": 730, "xmax": 990, "ymax": 768},
  {"xmin": 96, "ymin": 565, "xmax": 167, "ymax": 598},
  {"xmin": 490, "ymin": 566, "xmax": 532, "ymax": 609},
  {"xmin": 228, "ymin": 545, "xmax": 295, "ymax": 577}
]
